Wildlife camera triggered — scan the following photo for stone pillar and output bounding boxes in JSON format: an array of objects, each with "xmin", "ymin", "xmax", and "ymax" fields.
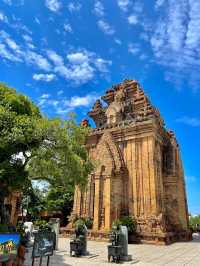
[
  {"xmin": 104, "ymin": 176, "xmax": 111, "ymax": 231},
  {"xmin": 93, "ymin": 177, "xmax": 100, "ymax": 230},
  {"xmin": 148, "ymin": 137, "xmax": 159, "ymax": 215}
]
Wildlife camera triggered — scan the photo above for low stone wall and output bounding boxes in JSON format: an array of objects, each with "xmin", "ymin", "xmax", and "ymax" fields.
[
  {"xmin": 60, "ymin": 228, "xmax": 110, "ymax": 242},
  {"xmin": 60, "ymin": 227, "xmax": 192, "ymax": 245}
]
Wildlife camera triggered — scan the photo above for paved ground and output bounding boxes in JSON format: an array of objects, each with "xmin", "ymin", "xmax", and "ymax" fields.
[{"xmin": 25, "ymin": 233, "xmax": 200, "ymax": 266}]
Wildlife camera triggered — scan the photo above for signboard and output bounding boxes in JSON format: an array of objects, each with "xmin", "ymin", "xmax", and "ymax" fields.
[
  {"xmin": 0, "ymin": 233, "xmax": 20, "ymax": 262},
  {"xmin": 32, "ymin": 231, "xmax": 55, "ymax": 258},
  {"xmin": 49, "ymin": 218, "xmax": 60, "ymax": 250}
]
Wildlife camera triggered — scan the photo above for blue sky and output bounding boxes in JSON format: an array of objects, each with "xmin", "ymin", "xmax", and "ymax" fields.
[
  {"xmin": 0, "ymin": 234, "xmax": 20, "ymax": 245},
  {"xmin": 0, "ymin": 0, "xmax": 199, "ymax": 214}
]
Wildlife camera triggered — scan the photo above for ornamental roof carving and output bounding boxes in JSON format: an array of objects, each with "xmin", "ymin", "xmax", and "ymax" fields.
[{"xmin": 88, "ymin": 79, "xmax": 164, "ymax": 129}]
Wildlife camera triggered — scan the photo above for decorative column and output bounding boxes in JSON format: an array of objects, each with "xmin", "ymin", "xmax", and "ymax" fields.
[
  {"xmin": 93, "ymin": 177, "xmax": 100, "ymax": 230},
  {"xmin": 104, "ymin": 176, "xmax": 111, "ymax": 230}
]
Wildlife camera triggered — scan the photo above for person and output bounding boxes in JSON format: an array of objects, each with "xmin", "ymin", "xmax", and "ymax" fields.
[{"xmin": 15, "ymin": 239, "xmax": 26, "ymax": 266}]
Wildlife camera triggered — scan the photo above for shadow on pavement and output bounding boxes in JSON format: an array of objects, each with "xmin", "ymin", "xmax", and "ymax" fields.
[{"xmin": 25, "ymin": 248, "xmax": 72, "ymax": 266}]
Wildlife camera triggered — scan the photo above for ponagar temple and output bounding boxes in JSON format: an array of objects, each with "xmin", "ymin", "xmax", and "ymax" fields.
[{"xmin": 69, "ymin": 79, "xmax": 191, "ymax": 244}]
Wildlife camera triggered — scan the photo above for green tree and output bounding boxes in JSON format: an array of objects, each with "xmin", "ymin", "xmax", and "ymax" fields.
[
  {"xmin": 27, "ymin": 117, "xmax": 93, "ymax": 224},
  {"xmin": 22, "ymin": 183, "xmax": 47, "ymax": 221},
  {"xmin": 189, "ymin": 215, "xmax": 200, "ymax": 231},
  {"xmin": 45, "ymin": 186, "xmax": 74, "ymax": 225},
  {"xmin": 0, "ymin": 83, "xmax": 46, "ymax": 223},
  {"xmin": 0, "ymin": 83, "xmax": 93, "ymax": 225},
  {"xmin": 27, "ymin": 116, "xmax": 93, "ymax": 189}
]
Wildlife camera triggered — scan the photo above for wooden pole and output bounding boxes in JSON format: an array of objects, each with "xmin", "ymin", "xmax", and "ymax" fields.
[
  {"xmin": 39, "ymin": 256, "xmax": 43, "ymax": 266},
  {"xmin": 47, "ymin": 256, "xmax": 50, "ymax": 266}
]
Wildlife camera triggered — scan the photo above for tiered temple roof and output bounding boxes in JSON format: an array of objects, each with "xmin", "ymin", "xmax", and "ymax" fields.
[{"xmin": 88, "ymin": 79, "xmax": 164, "ymax": 130}]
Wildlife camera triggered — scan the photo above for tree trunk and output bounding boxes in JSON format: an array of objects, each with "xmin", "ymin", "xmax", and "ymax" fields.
[
  {"xmin": 0, "ymin": 194, "xmax": 6, "ymax": 224},
  {"xmin": 0, "ymin": 187, "xmax": 10, "ymax": 224}
]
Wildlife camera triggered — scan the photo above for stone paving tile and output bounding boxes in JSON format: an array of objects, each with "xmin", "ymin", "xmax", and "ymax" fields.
[{"xmin": 25, "ymin": 234, "xmax": 200, "ymax": 266}]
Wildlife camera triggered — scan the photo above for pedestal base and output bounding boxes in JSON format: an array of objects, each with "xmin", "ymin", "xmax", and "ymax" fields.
[{"xmin": 121, "ymin": 255, "xmax": 132, "ymax": 261}]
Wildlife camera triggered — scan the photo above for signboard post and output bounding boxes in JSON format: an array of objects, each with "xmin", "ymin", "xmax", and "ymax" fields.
[{"xmin": 32, "ymin": 231, "xmax": 55, "ymax": 266}]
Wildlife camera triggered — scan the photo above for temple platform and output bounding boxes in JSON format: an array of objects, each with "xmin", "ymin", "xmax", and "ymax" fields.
[{"xmin": 60, "ymin": 227, "xmax": 192, "ymax": 245}]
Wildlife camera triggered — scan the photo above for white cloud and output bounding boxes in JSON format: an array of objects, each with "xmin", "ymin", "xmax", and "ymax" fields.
[
  {"xmin": 56, "ymin": 93, "xmax": 99, "ymax": 114},
  {"xmin": 57, "ymin": 90, "xmax": 63, "ymax": 95},
  {"xmin": 67, "ymin": 52, "xmax": 89, "ymax": 64},
  {"xmin": 66, "ymin": 50, "xmax": 111, "ymax": 83},
  {"xmin": 12, "ymin": 22, "xmax": 32, "ymax": 35},
  {"xmin": 176, "ymin": 116, "xmax": 200, "ymax": 127},
  {"xmin": 47, "ymin": 50, "xmax": 63, "ymax": 65},
  {"xmin": 26, "ymin": 51, "xmax": 52, "ymax": 71},
  {"xmin": 64, "ymin": 23, "xmax": 72, "ymax": 33},
  {"xmin": 45, "ymin": 0, "xmax": 62, "ymax": 12},
  {"xmin": 67, "ymin": 2, "xmax": 81, "ymax": 12},
  {"xmin": 94, "ymin": 3, "xmax": 115, "ymax": 37},
  {"xmin": 0, "ymin": 30, "xmax": 51, "ymax": 71},
  {"xmin": 35, "ymin": 18, "xmax": 40, "ymax": 24},
  {"xmin": 185, "ymin": 1, "xmax": 200, "ymax": 50},
  {"xmin": 128, "ymin": 43, "xmax": 140, "ymax": 55},
  {"xmin": 0, "ymin": 31, "xmax": 23, "ymax": 62},
  {"xmin": 0, "ymin": 12, "xmax": 8, "ymax": 23},
  {"xmin": 0, "ymin": 30, "xmax": 111, "ymax": 86},
  {"xmin": 97, "ymin": 20, "xmax": 115, "ymax": 35},
  {"xmin": 23, "ymin": 34, "xmax": 32, "ymax": 43},
  {"xmin": 0, "ymin": 43, "xmax": 21, "ymax": 62},
  {"xmin": 47, "ymin": 49, "xmax": 111, "ymax": 85},
  {"xmin": 133, "ymin": 1, "xmax": 143, "ymax": 14},
  {"xmin": 140, "ymin": 32, "xmax": 149, "ymax": 41},
  {"xmin": 41, "ymin": 94, "xmax": 50, "ymax": 99},
  {"xmin": 33, "ymin": 73, "xmax": 56, "ymax": 82},
  {"xmin": 94, "ymin": 58, "xmax": 112, "ymax": 72},
  {"xmin": 65, "ymin": 94, "xmax": 98, "ymax": 108},
  {"xmin": 115, "ymin": 39, "xmax": 122, "ymax": 45},
  {"xmin": 37, "ymin": 92, "xmax": 99, "ymax": 115},
  {"xmin": 128, "ymin": 14, "xmax": 138, "ymax": 25},
  {"xmin": 94, "ymin": 1, "xmax": 105, "ymax": 17},
  {"xmin": 117, "ymin": 0, "xmax": 131, "ymax": 12},
  {"xmin": 150, "ymin": 0, "xmax": 200, "ymax": 90},
  {"xmin": 155, "ymin": 0, "xmax": 165, "ymax": 9},
  {"xmin": 139, "ymin": 54, "xmax": 148, "ymax": 60},
  {"xmin": 22, "ymin": 34, "xmax": 35, "ymax": 49}
]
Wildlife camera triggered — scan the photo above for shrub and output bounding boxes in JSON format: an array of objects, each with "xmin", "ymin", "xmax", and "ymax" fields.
[
  {"xmin": 34, "ymin": 220, "xmax": 47, "ymax": 227},
  {"xmin": 120, "ymin": 216, "xmax": 137, "ymax": 234},
  {"xmin": 73, "ymin": 217, "xmax": 93, "ymax": 229},
  {"xmin": 85, "ymin": 217, "xmax": 93, "ymax": 229},
  {"xmin": 112, "ymin": 216, "xmax": 137, "ymax": 234},
  {"xmin": 75, "ymin": 218, "xmax": 85, "ymax": 227}
]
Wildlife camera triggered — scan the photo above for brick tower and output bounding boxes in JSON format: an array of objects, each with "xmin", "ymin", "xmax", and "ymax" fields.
[{"xmin": 69, "ymin": 79, "xmax": 191, "ymax": 244}]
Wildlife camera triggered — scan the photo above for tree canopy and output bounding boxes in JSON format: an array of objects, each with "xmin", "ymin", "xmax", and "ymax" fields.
[
  {"xmin": 0, "ymin": 83, "xmax": 48, "ymax": 223},
  {"xmin": 27, "ymin": 116, "xmax": 93, "ymax": 189},
  {"xmin": 0, "ymin": 83, "xmax": 93, "ymax": 224}
]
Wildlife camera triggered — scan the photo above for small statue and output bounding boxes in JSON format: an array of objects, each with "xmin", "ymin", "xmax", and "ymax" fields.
[
  {"xmin": 70, "ymin": 220, "xmax": 87, "ymax": 256},
  {"xmin": 93, "ymin": 99, "xmax": 102, "ymax": 110},
  {"xmin": 107, "ymin": 224, "xmax": 122, "ymax": 263}
]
